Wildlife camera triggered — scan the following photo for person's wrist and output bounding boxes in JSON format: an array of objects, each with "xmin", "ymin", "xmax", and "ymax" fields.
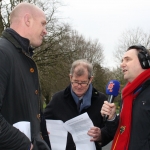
[
  {"xmin": 97, "ymin": 140, "xmax": 102, "ymax": 146},
  {"xmin": 29, "ymin": 143, "xmax": 33, "ymax": 150},
  {"xmin": 96, "ymin": 135, "xmax": 102, "ymax": 145},
  {"xmin": 107, "ymin": 113, "xmax": 116, "ymax": 121}
]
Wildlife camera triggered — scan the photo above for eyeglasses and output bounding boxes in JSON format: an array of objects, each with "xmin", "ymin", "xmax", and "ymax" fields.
[{"xmin": 71, "ymin": 81, "xmax": 89, "ymax": 87}]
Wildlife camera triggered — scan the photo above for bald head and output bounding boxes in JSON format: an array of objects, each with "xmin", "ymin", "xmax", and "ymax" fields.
[
  {"xmin": 10, "ymin": 2, "xmax": 43, "ymax": 24},
  {"xmin": 9, "ymin": 2, "xmax": 47, "ymax": 47}
]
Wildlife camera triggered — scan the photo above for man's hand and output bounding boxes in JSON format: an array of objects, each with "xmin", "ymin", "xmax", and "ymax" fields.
[
  {"xmin": 30, "ymin": 144, "xmax": 33, "ymax": 150},
  {"xmin": 87, "ymin": 126, "xmax": 101, "ymax": 142},
  {"xmin": 101, "ymin": 101, "xmax": 116, "ymax": 120}
]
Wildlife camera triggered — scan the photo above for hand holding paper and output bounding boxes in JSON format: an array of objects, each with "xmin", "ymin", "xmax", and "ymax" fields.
[{"xmin": 46, "ymin": 113, "xmax": 96, "ymax": 150}]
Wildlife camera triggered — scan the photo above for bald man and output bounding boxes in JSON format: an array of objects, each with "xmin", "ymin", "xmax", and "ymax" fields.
[{"xmin": 0, "ymin": 2, "xmax": 50, "ymax": 150}]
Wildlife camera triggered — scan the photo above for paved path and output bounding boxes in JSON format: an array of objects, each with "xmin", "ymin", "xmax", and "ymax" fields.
[{"xmin": 102, "ymin": 142, "xmax": 112, "ymax": 150}]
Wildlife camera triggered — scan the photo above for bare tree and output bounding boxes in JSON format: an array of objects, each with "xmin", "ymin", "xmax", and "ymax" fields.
[
  {"xmin": 0, "ymin": 0, "xmax": 107, "ymax": 104},
  {"xmin": 114, "ymin": 27, "xmax": 150, "ymax": 65},
  {"xmin": 36, "ymin": 28, "xmax": 105, "ymax": 104}
]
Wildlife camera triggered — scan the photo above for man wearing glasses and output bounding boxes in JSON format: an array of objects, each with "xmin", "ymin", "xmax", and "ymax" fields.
[{"xmin": 44, "ymin": 59, "xmax": 118, "ymax": 150}]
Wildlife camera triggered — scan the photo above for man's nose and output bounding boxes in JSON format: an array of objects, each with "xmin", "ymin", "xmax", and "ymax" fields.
[{"xmin": 43, "ymin": 28, "xmax": 47, "ymax": 35}]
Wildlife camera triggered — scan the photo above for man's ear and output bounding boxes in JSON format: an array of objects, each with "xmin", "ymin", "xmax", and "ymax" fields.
[
  {"xmin": 24, "ymin": 13, "xmax": 31, "ymax": 27},
  {"xmin": 69, "ymin": 74, "xmax": 72, "ymax": 81},
  {"xmin": 89, "ymin": 76, "xmax": 94, "ymax": 83}
]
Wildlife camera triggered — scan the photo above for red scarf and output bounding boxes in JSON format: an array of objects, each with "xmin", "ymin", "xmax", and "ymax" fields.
[{"xmin": 111, "ymin": 69, "xmax": 150, "ymax": 150}]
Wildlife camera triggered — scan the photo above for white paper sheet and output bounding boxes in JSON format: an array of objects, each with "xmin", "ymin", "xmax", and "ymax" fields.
[
  {"xmin": 13, "ymin": 121, "xmax": 31, "ymax": 141},
  {"xmin": 46, "ymin": 120, "xmax": 68, "ymax": 150},
  {"xmin": 46, "ymin": 113, "xmax": 96, "ymax": 150},
  {"xmin": 64, "ymin": 113, "xmax": 96, "ymax": 150}
]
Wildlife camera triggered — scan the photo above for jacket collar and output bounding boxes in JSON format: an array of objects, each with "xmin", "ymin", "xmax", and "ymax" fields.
[
  {"xmin": 2, "ymin": 28, "xmax": 34, "ymax": 56},
  {"xmin": 140, "ymin": 78, "xmax": 150, "ymax": 92}
]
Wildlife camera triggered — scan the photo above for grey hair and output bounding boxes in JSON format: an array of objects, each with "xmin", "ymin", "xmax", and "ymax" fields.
[{"xmin": 70, "ymin": 59, "xmax": 93, "ymax": 79}]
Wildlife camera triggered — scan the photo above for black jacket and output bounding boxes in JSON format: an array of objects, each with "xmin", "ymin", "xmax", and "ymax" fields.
[
  {"xmin": 128, "ymin": 79, "xmax": 150, "ymax": 150},
  {"xmin": 0, "ymin": 29, "xmax": 50, "ymax": 150},
  {"xmin": 44, "ymin": 85, "xmax": 119, "ymax": 150}
]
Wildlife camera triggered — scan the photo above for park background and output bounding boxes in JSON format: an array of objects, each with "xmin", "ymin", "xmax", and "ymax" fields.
[{"xmin": 1, "ymin": 0, "xmax": 150, "ymax": 113}]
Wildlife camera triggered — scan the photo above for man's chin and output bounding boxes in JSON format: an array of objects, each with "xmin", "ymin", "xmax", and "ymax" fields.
[
  {"xmin": 76, "ymin": 93, "xmax": 83, "ymax": 97},
  {"xmin": 31, "ymin": 41, "xmax": 42, "ymax": 48}
]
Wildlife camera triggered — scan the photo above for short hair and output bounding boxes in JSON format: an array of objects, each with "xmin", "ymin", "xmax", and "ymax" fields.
[
  {"xmin": 127, "ymin": 44, "xmax": 150, "ymax": 55},
  {"xmin": 70, "ymin": 59, "xmax": 93, "ymax": 79}
]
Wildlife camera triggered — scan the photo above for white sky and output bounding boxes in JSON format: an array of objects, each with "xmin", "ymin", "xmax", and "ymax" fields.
[{"xmin": 59, "ymin": 0, "xmax": 150, "ymax": 69}]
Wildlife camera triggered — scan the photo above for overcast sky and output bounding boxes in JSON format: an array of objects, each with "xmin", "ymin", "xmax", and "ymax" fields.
[{"xmin": 59, "ymin": 0, "xmax": 150, "ymax": 69}]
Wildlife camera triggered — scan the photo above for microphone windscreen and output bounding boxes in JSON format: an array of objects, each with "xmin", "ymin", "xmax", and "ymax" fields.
[{"xmin": 106, "ymin": 80, "xmax": 120, "ymax": 97}]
